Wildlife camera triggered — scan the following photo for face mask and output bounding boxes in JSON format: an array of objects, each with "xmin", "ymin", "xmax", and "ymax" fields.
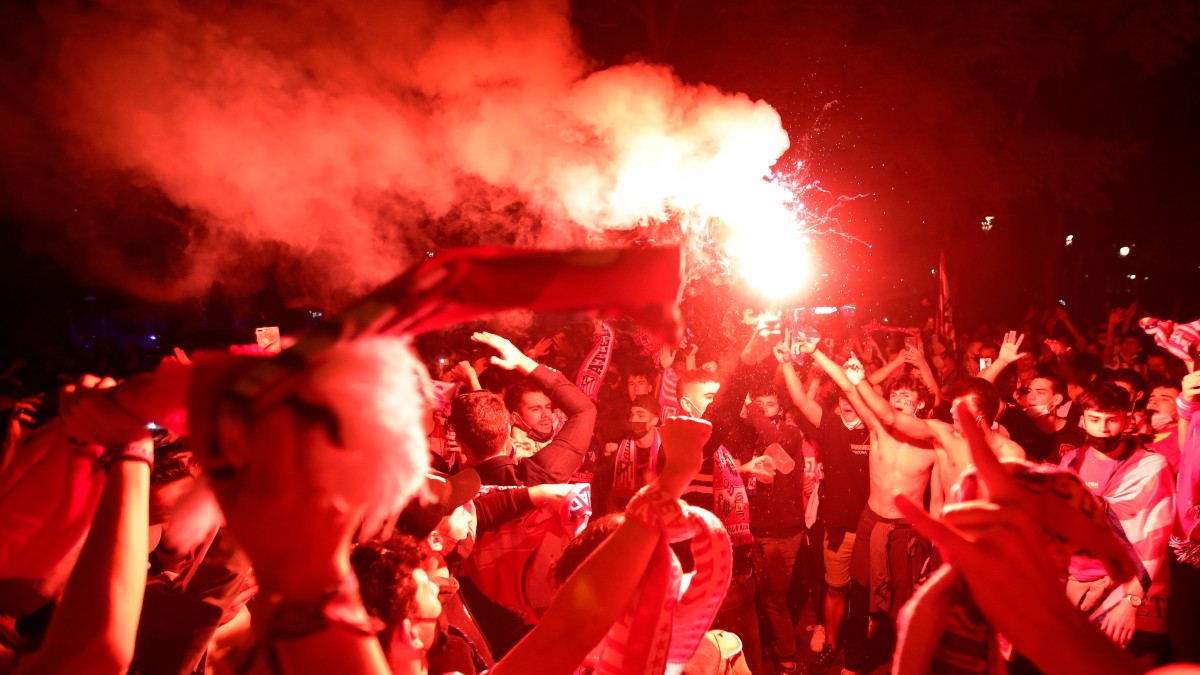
[
  {"xmin": 1024, "ymin": 403, "xmax": 1054, "ymax": 419},
  {"xmin": 515, "ymin": 414, "xmax": 554, "ymax": 443},
  {"xmin": 441, "ymin": 531, "xmax": 475, "ymax": 567},
  {"xmin": 841, "ymin": 415, "xmax": 863, "ymax": 430},
  {"xmin": 1085, "ymin": 432, "xmax": 1124, "ymax": 453},
  {"xmin": 680, "ymin": 397, "xmax": 700, "ymax": 418},
  {"xmin": 1148, "ymin": 410, "xmax": 1176, "ymax": 431},
  {"xmin": 631, "ymin": 422, "xmax": 652, "ymax": 436}
]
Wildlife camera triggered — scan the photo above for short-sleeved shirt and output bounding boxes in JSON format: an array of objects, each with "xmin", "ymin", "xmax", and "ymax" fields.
[{"xmin": 815, "ymin": 414, "xmax": 871, "ymax": 531}]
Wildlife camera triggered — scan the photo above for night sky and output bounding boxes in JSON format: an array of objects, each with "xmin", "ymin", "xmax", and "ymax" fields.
[{"xmin": 1, "ymin": 0, "xmax": 1197, "ymax": 360}]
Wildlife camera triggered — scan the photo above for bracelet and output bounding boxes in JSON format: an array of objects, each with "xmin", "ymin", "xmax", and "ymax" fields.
[
  {"xmin": 94, "ymin": 438, "xmax": 155, "ymax": 472},
  {"xmin": 625, "ymin": 484, "xmax": 692, "ymax": 543},
  {"xmin": 1177, "ymin": 394, "xmax": 1198, "ymax": 417},
  {"xmin": 264, "ymin": 573, "xmax": 383, "ymax": 641}
]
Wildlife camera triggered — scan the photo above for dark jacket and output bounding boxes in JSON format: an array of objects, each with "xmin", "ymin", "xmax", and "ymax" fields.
[{"xmin": 474, "ymin": 365, "xmax": 596, "ymax": 487}]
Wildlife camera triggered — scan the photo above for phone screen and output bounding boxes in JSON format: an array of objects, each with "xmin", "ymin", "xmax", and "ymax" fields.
[
  {"xmin": 979, "ymin": 357, "xmax": 993, "ymax": 370},
  {"xmin": 255, "ymin": 326, "xmax": 282, "ymax": 353}
]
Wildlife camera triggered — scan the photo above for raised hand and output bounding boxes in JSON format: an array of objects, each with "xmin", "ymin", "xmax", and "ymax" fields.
[
  {"xmin": 473, "ymin": 331, "xmax": 538, "ymax": 374},
  {"xmin": 844, "ymin": 355, "xmax": 866, "ymax": 385},
  {"xmin": 445, "ymin": 361, "xmax": 480, "ymax": 389},
  {"xmin": 795, "ymin": 331, "xmax": 821, "ymax": 355},
  {"xmin": 659, "ymin": 345, "xmax": 678, "ymax": 370},
  {"xmin": 1182, "ymin": 370, "xmax": 1200, "ymax": 403},
  {"xmin": 998, "ymin": 331, "xmax": 1026, "ymax": 364},
  {"xmin": 60, "ymin": 376, "xmax": 152, "ymax": 448},
  {"xmin": 1044, "ymin": 338, "xmax": 1068, "ymax": 357},
  {"xmin": 657, "ymin": 416, "xmax": 712, "ymax": 497},
  {"xmin": 773, "ymin": 342, "xmax": 791, "ymax": 365},
  {"xmin": 900, "ymin": 345, "xmax": 923, "ymax": 366},
  {"xmin": 9, "ymin": 394, "xmax": 43, "ymax": 425},
  {"xmin": 525, "ymin": 336, "xmax": 555, "ymax": 360},
  {"xmin": 1108, "ymin": 307, "xmax": 1126, "ymax": 327},
  {"xmin": 742, "ymin": 314, "xmax": 783, "ymax": 365}
]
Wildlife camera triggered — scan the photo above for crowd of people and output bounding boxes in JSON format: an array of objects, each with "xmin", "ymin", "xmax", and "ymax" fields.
[{"xmin": 0, "ymin": 293, "xmax": 1197, "ymax": 675}]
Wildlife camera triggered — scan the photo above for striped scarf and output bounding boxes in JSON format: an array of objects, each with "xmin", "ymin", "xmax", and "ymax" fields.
[
  {"xmin": 712, "ymin": 446, "xmax": 753, "ymax": 547},
  {"xmin": 579, "ymin": 486, "xmax": 732, "ymax": 675},
  {"xmin": 577, "ymin": 322, "xmax": 615, "ymax": 402},
  {"xmin": 658, "ymin": 368, "xmax": 680, "ymax": 420},
  {"xmin": 613, "ymin": 430, "xmax": 661, "ymax": 498}
]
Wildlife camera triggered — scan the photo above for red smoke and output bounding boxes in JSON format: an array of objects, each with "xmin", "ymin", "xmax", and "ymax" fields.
[{"xmin": 0, "ymin": 0, "xmax": 791, "ymax": 306}]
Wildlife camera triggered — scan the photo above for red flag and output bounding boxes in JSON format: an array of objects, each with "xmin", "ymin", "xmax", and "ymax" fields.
[
  {"xmin": 209, "ymin": 246, "xmax": 683, "ymax": 457},
  {"xmin": 937, "ymin": 251, "xmax": 955, "ymax": 348}
]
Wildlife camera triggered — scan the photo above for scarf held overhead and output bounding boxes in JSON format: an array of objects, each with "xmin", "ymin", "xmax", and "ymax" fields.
[{"xmin": 577, "ymin": 321, "xmax": 615, "ymax": 402}]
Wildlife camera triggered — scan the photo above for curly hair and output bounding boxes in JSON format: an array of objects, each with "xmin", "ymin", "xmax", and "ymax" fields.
[
  {"xmin": 884, "ymin": 373, "xmax": 933, "ymax": 417},
  {"xmin": 350, "ymin": 532, "xmax": 424, "ymax": 654}
]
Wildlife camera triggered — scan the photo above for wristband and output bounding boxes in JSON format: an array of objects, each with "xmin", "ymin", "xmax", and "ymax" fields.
[
  {"xmin": 1177, "ymin": 394, "xmax": 1198, "ymax": 417},
  {"xmin": 265, "ymin": 573, "xmax": 383, "ymax": 641},
  {"xmin": 95, "ymin": 438, "xmax": 154, "ymax": 472}
]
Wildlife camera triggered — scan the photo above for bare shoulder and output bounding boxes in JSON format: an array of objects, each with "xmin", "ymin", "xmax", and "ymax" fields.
[{"xmin": 997, "ymin": 436, "xmax": 1026, "ymax": 461}]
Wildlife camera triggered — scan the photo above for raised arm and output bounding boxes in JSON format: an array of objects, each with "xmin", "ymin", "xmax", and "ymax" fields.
[
  {"xmin": 1103, "ymin": 308, "xmax": 1123, "ymax": 366},
  {"xmin": 902, "ymin": 346, "xmax": 943, "ymax": 404},
  {"xmin": 706, "ymin": 317, "xmax": 780, "ymax": 440},
  {"xmin": 980, "ymin": 331, "xmax": 1024, "ymax": 384},
  {"xmin": 1056, "ymin": 307, "xmax": 1087, "ymax": 351},
  {"xmin": 867, "ymin": 350, "xmax": 905, "ymax": 386},
  {"xmin": 854, "ymin": 377, "xmax": 937, "ymax": 441},
  {"xmin": 810, "ymin": 350, "xmax": 883, "ymax": 434},
  {"xmin": 779, "ymin": 335, "xmax": 822, "ymax": 427},
  {"xmin": 520, "ymin": 365, "xmax": 598, "ymax": 484},
  {"xmin": 473, "ymin": 331, "xmax": 597, "ymax": 484},
  {"xmin": 494, "ymin": 416, "xmax": 711, "ymax": 675},
  {"xmin": 20, "ymin": 384, "xmax": 154, "ymax": 675}
]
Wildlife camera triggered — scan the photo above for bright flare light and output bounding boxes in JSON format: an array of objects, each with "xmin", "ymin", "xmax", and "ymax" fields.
[
  {"xmin": 729, "ymin": 223, "xmax": 810, "ymax": 299},
  {"xmin": 719, "ymin": 179, "xmax": 812, "ymax": 300}
]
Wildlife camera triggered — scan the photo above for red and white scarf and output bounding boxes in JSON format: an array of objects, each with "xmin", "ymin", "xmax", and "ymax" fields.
[
  {"xmin": 613, "ymin": 430, "xmax": 661, "ymax": 498},
  {"xmin": 658, "ymin": 368, "xmax": 680, "ymax": 420},
  {"xmin": 712, "ymin": 446, "xmax": 753, "ymax": 547},
  {"xmin": 577, "ymin": 321, "xmax": 615, "ymax": 402},
  {"xmin": 580, "ymin": 485, "xmax": 732, "ymax": 675},
  {"xmin": 1139, "ymin": 316, "xmax": 1200, "ymax": 363}
]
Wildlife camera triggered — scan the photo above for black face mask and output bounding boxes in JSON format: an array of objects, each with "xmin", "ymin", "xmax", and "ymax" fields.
[
  {"xmin": 515, "ymin": 414, "xmax": 554, "ymax": 443},
  {"xmin": 1086, "ymin": 432, "xmax": 1124, "ymax": 453},
  {"xmin": 630, "ymin": 422, "xmax": 652, "ymax": 437}
]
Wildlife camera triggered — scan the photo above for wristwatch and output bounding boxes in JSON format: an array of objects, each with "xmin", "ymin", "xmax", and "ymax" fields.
[{"xmin": 1123, "ymin": 594, "xmax": 1145, "ymax": 607}]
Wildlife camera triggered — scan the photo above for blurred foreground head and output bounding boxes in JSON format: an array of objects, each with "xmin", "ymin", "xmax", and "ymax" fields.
[{"xmin": 190, "ymin": 336, "xmax": 432, "ymax": 539}]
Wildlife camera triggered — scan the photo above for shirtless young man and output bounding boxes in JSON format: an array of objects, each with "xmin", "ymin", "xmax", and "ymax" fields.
[
  {"xmin": 790, "ymin": 338, "xmax": 939, "ymax": 673},
  {"xmin": 855, "ymin": 375, "xmax": 1026, "ymax": 515}
]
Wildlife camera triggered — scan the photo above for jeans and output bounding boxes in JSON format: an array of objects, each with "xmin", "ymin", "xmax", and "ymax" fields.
[{"xmin": 752, "ymin": 533, "xmax": 804, "ymax": 662}]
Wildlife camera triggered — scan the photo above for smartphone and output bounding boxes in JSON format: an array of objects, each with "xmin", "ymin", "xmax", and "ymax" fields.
[
  {"xmin": 904, "ymin": 336, "xmax": 919, "ymax": 351},
  {"xmin": 979, "ymin": 357, "xmax": 993, "ymax": 370},
  {"xmin": 255, "ymin": 326, "xmax": 282, "ymax": 353}
]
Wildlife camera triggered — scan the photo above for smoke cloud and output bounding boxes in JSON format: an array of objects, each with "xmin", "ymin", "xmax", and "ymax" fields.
[{"xmin": 0, "ymin": 0, "xmax": 790, "ymax": 306}]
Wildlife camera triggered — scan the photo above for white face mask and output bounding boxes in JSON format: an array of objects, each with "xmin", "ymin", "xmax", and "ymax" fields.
[
  {"xmin": 840, "ymin": 414, "xmax": 863, "ymax": 430},
  {"xmin": 1149, "ymin": 411, "xmax": 1176, "ymax": 431},
  {"xmin": 1024, "ymin": 403, "xmax": 1053, "ymax": 419}
]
